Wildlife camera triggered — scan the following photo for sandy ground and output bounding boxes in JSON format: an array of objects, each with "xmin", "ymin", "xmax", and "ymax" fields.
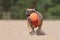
[{"xmin": 0, "ymin": 20, "xmax": 60, "ymax": 40}]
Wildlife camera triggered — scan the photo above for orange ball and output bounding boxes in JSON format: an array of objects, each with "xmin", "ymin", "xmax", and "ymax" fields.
[{"xmin": 29, "ymin": 13, "xmax": 38, "ymax": 21}]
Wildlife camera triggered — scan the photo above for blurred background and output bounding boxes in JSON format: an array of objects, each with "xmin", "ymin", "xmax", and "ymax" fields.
[{"xmin": 0, "ymin": 0, "xmax": 60, "ymax": 20}]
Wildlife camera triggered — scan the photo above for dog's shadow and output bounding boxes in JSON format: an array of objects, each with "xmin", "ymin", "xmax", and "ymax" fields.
[
  {"xmin": 29, "ymin": 31, "xmax": 46, "ymax": 36},
  {"xmin": 35, "ymin": 31, "xmax": 46, "ymax": 36}
]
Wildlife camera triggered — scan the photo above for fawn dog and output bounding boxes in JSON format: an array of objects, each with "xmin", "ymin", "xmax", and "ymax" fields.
[{"xmin": 25, "ymin": 8, "xmax": 44, "ymax": 35}]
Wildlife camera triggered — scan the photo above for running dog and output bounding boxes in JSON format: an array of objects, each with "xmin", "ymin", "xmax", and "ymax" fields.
[{"xmin": 25, "ymin": 8, "xmax": 44, "ymax": 35}]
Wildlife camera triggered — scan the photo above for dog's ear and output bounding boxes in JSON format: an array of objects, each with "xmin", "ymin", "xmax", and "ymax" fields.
[
  {"xmin": 33, "ymin": 8, "xmax": 37, "ymax": 11},
  {"xmin": 26, "ymin": 8, "xmax": 29, "ymax": 10}
]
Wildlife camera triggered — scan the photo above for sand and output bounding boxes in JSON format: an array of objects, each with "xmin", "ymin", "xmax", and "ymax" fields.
[{"xmin": 0, "ymin": 20, "xmax": 60, "ymax": 40}]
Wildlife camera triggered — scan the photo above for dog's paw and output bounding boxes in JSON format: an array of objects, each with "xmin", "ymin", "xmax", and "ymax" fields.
[{"xmin": 29, "ymin": 31, "xmax": 35, "ymax": 35}]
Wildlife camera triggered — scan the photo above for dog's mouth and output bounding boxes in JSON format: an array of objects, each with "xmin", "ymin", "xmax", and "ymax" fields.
[{"xmin": 26, "ymin": 14, "xmax": 30, "ymax": 17}]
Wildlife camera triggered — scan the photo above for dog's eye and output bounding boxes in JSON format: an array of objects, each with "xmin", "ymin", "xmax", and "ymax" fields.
[
  {"xmin": 26, "ymin": 10, "xmax": 30, "ymax": 13},
  {"xmin": 31, "ymin": 10, "xmax": 35, "ymax": 12}
]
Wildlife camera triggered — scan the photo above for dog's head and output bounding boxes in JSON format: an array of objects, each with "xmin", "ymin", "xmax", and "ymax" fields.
[{"xmin": 25, "ymin": 8, "xmax": 36, "ymax": 17}]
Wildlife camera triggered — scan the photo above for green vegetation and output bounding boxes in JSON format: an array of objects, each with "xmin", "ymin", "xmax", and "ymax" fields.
[{"xmin": 0, "ymin": 0, "xmax": 60, "ymax": 19}]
